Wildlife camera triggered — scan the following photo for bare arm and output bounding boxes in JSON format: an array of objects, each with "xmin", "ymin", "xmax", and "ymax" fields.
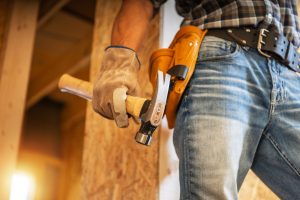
[
  {"xmin": 92, "ymin": 0, "xmax": 154, "ymax": 123},
  {"xmin": 111, "ymin": 0, "xmax": 154, "ymax": 52}
]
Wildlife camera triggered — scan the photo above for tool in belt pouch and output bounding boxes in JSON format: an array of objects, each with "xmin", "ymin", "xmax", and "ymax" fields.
[{"xmin": 150, "ymin": 26, "xmax": 207, "ymax": 129}]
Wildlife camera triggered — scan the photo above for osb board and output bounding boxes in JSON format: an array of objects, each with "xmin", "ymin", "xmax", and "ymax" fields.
[{"xmin": 82, "ymin": 1, "xmax": 159, "ymax": 200}]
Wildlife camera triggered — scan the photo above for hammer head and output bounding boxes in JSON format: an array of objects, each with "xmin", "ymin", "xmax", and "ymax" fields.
[{"xmin": 135, "ymin": 71, "xmax": 171, "ymax": 145}]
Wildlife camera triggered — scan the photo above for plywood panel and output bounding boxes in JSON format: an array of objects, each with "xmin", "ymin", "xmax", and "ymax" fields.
[
  {"xmin": 82, "ymin": 0, "xmax": 159, "ymax": 199},
  {"xmin": 0, "ymin": 0, "xmax": 39, "ymax": 198}
]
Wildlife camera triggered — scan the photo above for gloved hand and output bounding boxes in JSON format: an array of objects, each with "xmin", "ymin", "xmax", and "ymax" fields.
[{"xmin": 92, "ymin": 46, "xmax": 141, "ymax": 127}]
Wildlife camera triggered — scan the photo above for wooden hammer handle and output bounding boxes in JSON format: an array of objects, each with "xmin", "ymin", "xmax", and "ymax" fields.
[
  {"xmin": 58, "ymin": 74, "xmax": 147, "ymax": 118},
  {"xmin": 59, "ymin": 74, "xmax": 93, "ymax": 101}
]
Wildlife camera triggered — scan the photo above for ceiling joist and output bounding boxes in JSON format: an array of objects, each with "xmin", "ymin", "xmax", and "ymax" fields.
[
  {"xmin": 26, "ymin": 48, "xmax": 91, "ymax": 108},
  {"xmin": 27, "ymin": 8, "xmax": 94, "ymax": 108},
  {"xmin": 37, "ymin": 0, "xmax": 71, "ymax": 29}
]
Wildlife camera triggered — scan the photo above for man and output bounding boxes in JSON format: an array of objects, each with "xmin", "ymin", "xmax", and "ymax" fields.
[{"xmin": 92, "ymin": 0, "xmax": 300, "ymax": 199}]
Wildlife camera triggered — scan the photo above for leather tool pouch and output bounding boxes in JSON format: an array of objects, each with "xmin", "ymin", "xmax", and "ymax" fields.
[{"xmin": 149, "ymin": 26, "xmax": 207, "ymax": 128}]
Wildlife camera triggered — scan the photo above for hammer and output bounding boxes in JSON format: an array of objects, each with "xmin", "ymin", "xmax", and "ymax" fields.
[{"xmin": 58, "ymin": 71, "xmax": 170, "ymax": 145}]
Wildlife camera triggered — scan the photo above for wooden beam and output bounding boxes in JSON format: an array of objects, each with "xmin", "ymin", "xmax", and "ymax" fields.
[
  {"xmin": 0, "ymin": 0, "xmax": 10, "ymax": 76},
  {"xmin": 26, "ymin": 51, "xmax": 90, "ymax": 108},
  {"xmin": 81, "ymin": 0, "xmax": 160, "ymax": 199},
  {"xmin": 27, "ymin": 10, "xmax": 93, "ymax": 108},
  {"xmin": 0, "ymin": 0, "xmax": 39, "ymax": 198},
  {"xmin": 37, "ymin": 0, "xmax": 70, "ymax": 29}
]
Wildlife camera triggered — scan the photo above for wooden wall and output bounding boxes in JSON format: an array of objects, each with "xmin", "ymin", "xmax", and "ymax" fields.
[
  {"xmin": 61, "ymin": 116, "xmax": 85, "ymax": 200},
  {"xmin": 27, "ymin": 9, "xmax": 93, "ymax": 108},
  {"xmin": 82, "ymin": 0, "xmax": 160, "ymax": 199},
  {"xmin": 0, "ymin": 1, "xmax": 297, "ymax": 199},
  {"xmin": 60, "ymin": 97, "xmax": 86, "ymax": 200},
  {"xmin": 55, "ymin": 67, "xmax": 89, "ymax": 200},
  {"xmin": 0, "ymin": 0, "xmax": 39, "ymax": 198},
  {"xmin": 18, "ymin": 100, "xmax": 64, "ymax": 200},
  {"xmin": 0, "ymin": 0, "xmax": 9, "ymax": 75}
]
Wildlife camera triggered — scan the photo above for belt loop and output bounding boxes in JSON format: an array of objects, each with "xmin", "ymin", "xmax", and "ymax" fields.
[{"xmin": 285, "ymin": 41, "xmax": 293, "ymax": 63}]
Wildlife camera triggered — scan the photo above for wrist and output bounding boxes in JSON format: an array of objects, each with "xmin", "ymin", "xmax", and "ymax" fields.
[
  {"xmin": 105, "ymin": 45, "xmax": 136, "ymax": 52},
  {"xmin": 105, "ymin": 45, "xmax": 141, "ymax": 68}
]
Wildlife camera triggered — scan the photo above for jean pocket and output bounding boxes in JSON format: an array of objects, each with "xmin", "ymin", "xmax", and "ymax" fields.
[{"xmin": 197, "ymin": 36, "xmax": 241, "ymax": 62}]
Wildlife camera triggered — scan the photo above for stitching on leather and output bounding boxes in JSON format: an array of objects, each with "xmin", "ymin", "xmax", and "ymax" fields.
[{"xmin": 262, "ymin": 132, "xmax": 300, "ymax": 176}]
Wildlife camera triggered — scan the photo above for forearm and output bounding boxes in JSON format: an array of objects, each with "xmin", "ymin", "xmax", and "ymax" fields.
[{"xmin": 111, "ymin": 0, "xmax": 154, "ymax": 52}]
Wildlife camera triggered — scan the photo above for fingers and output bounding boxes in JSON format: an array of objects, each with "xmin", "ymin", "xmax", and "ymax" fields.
[
  {"xmin": 92, "ymin": 88, "xmax": 130, "ymax": 127},
  {"xmin": 92, "ymin": 46, "xmax": 140, "ymax": 125},
  {"xmin": 112, "ymin": 87, "xmax": 129, "ymax": 127},
  {"xmin": 92, "ymin": 96, "xmax": 114, "ymax": 120}
]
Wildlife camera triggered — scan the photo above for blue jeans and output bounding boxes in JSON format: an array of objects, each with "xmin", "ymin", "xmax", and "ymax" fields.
[{"xmin": 173, "ymin": 36, "xmax": 300, "ymax": 200}]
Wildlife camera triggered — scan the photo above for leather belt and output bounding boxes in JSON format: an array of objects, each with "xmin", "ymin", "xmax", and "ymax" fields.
[{"xmin": 207, "ymin": 28, "xmax": 300, "ymax": 73}]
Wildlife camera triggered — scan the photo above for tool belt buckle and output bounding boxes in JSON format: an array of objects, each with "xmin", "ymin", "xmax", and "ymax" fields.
[{"xmin": 257, "ymin": 29, "xmax": 272, "ymax": 58}]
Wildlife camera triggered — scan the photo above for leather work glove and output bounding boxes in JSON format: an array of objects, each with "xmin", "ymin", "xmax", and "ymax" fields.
[{"xmin": 92, "ymin": 46, "xmax": 141, "ymax": 127}]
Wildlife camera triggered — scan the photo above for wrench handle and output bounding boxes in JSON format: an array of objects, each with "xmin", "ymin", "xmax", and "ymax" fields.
[{"xmin": 58, "ymin": 74, "xmax": 147, "ymax": 118}]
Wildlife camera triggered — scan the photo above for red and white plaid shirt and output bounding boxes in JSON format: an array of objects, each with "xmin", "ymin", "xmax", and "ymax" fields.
[{"xmin": 151, "ymin": 0, "xmax": 300, "ymax": 47}]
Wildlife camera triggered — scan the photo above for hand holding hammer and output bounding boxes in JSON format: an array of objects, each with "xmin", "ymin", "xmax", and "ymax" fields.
[{"xmin": 59, "ymin": 46, "xmax": 170, "ymax": 145}]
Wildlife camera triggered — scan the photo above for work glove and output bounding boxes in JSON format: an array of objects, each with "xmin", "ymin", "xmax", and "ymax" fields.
[{"xmin": 92, "ymin": 46, "xmax": 141, "ymax": 127}]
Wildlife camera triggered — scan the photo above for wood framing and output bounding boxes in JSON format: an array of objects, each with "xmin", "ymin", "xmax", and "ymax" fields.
[
  {"xmin": 0, "ymin": 0, "xmax": 39, "ymax": 198},
  {"xmin": 26, "ymin": 53, "xmax": 90, "ymax": 108},
  {"xmin": 81, "ymin": 0, "xmax": 160, "ymax": 199},
  {"xmin": 37, "ymin": 0, "xmax": 70, "ymax": 29},
  {"xmin": 26, "ymin": 10, "xmax": 93, "ymax": 108}
]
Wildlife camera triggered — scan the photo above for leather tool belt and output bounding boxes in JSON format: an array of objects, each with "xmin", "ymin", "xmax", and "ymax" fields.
[
  {"xmin": 149, "ymin": 26, "xmax": 300, "ymax": 129},
  {"xmin": 150, "ymin": 26, "xmax": 207, "ymax": 128},
  {"xmin": 207, "ymin": 28, "xmax": 300, "ymax": 73}
]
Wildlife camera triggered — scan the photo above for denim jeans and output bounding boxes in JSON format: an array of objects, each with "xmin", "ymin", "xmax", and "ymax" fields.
[{"xmin": 173, "ymin": 36, "xmax": 300, "ymax": 200}]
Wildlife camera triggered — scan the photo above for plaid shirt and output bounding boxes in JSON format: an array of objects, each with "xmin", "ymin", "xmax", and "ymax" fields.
[{"xmin": 151, "ymin": 0, "xmax": 300, "ymax": 47}]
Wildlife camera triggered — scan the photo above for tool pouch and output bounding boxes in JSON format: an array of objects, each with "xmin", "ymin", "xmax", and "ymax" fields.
[{"xmin": 150, "ymin": 26, "xmax": 207, "ymax": 128}]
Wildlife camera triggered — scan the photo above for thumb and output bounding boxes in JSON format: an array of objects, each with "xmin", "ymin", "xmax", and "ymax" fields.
[{"xmin": 112, "ymin": 87, "xmax": 129, "ymax": 128}]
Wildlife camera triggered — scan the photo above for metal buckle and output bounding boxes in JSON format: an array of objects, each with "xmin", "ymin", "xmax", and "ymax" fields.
[{"xmin": 257, "ymin": 29, "xmax": 271, "ymax": 58}]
